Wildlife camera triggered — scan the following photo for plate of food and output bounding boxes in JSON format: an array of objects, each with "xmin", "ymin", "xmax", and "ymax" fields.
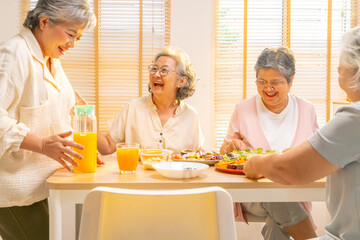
[
  {"xmin": 215, "ymin": 158, "xmax": 246, "ymax": 174},
  {"xmin": 170, "ymin": 149, "xmax": 224, "ymax": 166},
  {"xmin": 215, "ymin": 148, "xmax": 276, "ymax": 175}
]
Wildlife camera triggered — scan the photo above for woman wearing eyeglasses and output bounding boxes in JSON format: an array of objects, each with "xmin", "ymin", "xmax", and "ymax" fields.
[
  {"xmin": 220, "ymin": 47, "xmax": 318, "ymax": 239},
  {"xmin": 244, "ymin": 27, "xmax": 360, "ymax": 240},
  {"xmin": 97, "ymin": 46, "xmax": 203, "ymax": 154}
]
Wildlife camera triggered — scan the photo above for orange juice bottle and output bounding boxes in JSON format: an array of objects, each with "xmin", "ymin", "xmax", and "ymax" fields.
[{"xmin": 73, "ymin": 105, "xmax": 97, "ymax": 173}]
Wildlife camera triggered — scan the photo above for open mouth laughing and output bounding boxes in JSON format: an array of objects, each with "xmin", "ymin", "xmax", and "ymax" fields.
[
  {"xmin": 153, "ymin": 82, "xmax": 164, "ymax": 88},
  {"xmin": 264, "ymin": 91, "xmax": 278, "ymax": 98},
  {"xmin": 58, "ymin": 46, "xmax": 67, "ymax": 55}
]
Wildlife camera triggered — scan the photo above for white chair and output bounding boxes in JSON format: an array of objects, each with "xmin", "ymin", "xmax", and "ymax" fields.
[{"xmin": 79, "ymin": 186, "xmax": 237, "ymax": 240}]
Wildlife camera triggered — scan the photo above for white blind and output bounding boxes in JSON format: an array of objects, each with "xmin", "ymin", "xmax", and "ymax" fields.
[
  {"xmin": 215, "ymin": 1, "xmax": 244, "ymax": 147},
  {"xmin": 215, "ymin": 0, "xmax": 356, "ymax": 150},
  {"xmin": 24, "ymin": 0, "xmax": 170, "ymax": 134}
]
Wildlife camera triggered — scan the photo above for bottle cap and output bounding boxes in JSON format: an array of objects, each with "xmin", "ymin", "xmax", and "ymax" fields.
[{"xmin": 75, "ymin": 105, "xmax": 95, "ymax": 116}]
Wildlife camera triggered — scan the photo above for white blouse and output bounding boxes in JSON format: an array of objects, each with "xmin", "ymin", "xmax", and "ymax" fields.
[
  {"xmin": 108, "ymin": 94, "xmax": 204, "ymax": 153},
  {"xmin": 0, "ymin": 28, "xmax": 75, "ymax": 207}
]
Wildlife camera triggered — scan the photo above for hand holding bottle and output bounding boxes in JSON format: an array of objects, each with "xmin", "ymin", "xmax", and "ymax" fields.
[{"xmin": 20, "ymin": 131, "xmax": 83, "ymax": 172}]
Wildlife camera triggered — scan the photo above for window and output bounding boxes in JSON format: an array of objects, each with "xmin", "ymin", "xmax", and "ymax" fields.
[
  {"xmin": 214, "ymin": 0, "xmax": 359, "ymax": 149},
  {"xmin": 22, "ymin": 0, "xmax": 171, "ymax": 133}
]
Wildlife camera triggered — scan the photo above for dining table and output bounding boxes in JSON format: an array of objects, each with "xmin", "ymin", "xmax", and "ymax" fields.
[{"xmin": 46, "ymin": 155, "xmax": 326, "ymax": 240}]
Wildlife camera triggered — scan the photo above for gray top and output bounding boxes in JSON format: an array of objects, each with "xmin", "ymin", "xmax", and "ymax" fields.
[{"xmin": 308, "ymin": 101, "xmax": 360, "ymax": 240}]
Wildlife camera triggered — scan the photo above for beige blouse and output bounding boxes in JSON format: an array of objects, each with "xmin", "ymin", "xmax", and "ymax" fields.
[
  {"xmin": 0, "ymin": 28, "xmax": 75, "ymax": 207},
  {"xmin": 109, "ymin": 94, "xmax": 204, "ymax": 153}
]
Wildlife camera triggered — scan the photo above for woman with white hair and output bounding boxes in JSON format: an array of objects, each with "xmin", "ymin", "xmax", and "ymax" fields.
[
  {"xmin": 244, "ymin": 27, "xmax": 360, "ymax": 240},
  {"xmin": 220, "ymin": 47, "xmax": 318, "ymax": 240},
  {"xmin": 0, "ymin": 0, "xmax": 95, "ymax": 239},
  {"xmin": 97, "ymin": 46, "xmax": 203, "ymax": 155}
]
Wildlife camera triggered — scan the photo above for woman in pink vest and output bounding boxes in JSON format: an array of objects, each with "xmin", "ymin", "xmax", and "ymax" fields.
[{"xmin": 221, "ymin": 47, "xmax": 318, "ymax": 240}]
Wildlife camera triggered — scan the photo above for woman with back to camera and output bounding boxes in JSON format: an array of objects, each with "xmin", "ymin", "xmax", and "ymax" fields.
[
  {"xmin": 244, "ymin": 27, "xmax": 360, "ymax": 240},
  {"xmin": 97, "ymin": 46, "xmax": 203, "ymax": 155},
  {"xmin": 221, "ymin": 47, "xmax": 318, "ymax": 240},
  {"xmin": 0, "ymin": 0, "xmax": 95, "ymax": 239}
]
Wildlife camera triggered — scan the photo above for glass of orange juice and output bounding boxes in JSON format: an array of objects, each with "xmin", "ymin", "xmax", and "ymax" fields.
[{"xmin": 116, "ymin": 143, "xmax": 140, "ymax": 174}]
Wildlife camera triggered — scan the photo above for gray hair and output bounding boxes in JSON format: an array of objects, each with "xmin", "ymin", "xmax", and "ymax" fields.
[
  {"xmin": 255, "ymin": 46, "xmax": 296, "ymax": 84},
  {"xmin": 23, "ymin": 0, "xmax": 96, "ymax": 31},
  {"xmin": 149, "ymin": 46, "xmax": 196, "ymax": 101},
  {"xmin": 340, "ymin": 26, "xmax": 360, "ymax": 90}
]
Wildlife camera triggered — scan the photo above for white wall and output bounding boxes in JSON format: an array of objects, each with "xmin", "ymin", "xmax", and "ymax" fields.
[
  {"xmin": 0, "ymin": 0, "xmax": 21, "ymax": 43},
  {"xmin": 171, "ymin": 0, "xmax": 214, "ymax": 150}
]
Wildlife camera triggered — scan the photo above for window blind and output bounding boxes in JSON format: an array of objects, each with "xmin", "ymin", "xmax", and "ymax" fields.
[
  {"xmin": 23, "ymin": 0, "xmax": 170, "ymax": 134},
  {"xmin": 215, "ymin": 0, "xmax": 356, "ymax": 150}
]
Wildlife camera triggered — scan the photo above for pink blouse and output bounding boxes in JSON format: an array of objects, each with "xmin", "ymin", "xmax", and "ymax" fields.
[{"xmin": 222, "ymin": 95, "xmax": 319, "ymax": 225}]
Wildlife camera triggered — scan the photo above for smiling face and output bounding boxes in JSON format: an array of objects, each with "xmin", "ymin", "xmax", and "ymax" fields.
[
  {"xmin": 36, "ymin": 17, "xmax": 85, "ymax": 59},
  {"xmin": 149, "ymin": 56, "xmax": 187, "ymax": 101},
  {"xmin": 256, "ymin": 68, "xmax": 293, "ymax": 113}
]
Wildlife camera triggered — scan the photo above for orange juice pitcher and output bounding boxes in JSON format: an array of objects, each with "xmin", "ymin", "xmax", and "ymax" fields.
[{"xmin": 73, "ymin": 105, "xmax": 97, "ymax": 173}]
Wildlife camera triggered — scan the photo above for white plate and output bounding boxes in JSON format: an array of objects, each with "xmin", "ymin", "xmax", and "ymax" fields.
[{"xmin": 152, "ymin": 162, "xmax": 209, "ymax": 179}]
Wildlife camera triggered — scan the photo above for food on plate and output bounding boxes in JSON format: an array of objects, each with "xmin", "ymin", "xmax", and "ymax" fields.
[
  {"xmin": 215, "ymin": 148, "xmax": 276, "ymax": 170},
  {"xmin": 215, "ymin": 158, "xmax": 246, "ymax": 169},
  {"xmin": 180, "ymin": 149, "xmax": 195, "ymax": 155},
  {"xmin": 171, "ymin": 149, "xmax": 224, "ymax": 162},
  {"xmin": 170, "ymin": 154, "xmax": 183, "ymax": 160},
  {"xmin": 226, "ymin": 164, "xmax": 244, "ymax": 170}
]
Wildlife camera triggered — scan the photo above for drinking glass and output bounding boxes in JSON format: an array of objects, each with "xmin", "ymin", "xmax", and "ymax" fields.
[{"xmin": 116, "ymin": 143, "xmax": 140, "ymax": 174}]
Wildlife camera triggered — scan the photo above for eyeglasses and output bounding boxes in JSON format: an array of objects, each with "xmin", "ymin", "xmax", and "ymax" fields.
[
  {"xmin": 255, "ymin": 79, "xmax": 286, "ymax": 88},
  {"xmin": 148, "ymin": 64, "xmax": 175, "ymax": 77}
]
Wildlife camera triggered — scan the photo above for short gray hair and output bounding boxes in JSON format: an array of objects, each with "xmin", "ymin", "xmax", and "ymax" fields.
[
  {"xmin": 23, "ymin": 0, "xmax": 96, "ymax": 31},
  {"xmin": 340, "ymin": 26, "xmax": 360, "ymax": 90},
  {"xmin": 255, "ymin": 46, "xmax": 296, "ymax": 84},
  {"xmin": 150, "ymin": 46, "xmax": 196, "ymax": 101}
]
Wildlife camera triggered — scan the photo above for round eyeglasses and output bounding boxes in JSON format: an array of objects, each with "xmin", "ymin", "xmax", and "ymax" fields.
[
  {"xmin": 255, "ymin": 80, "xmax": 286, "ymax": 89},
  {"xmin": 148, "ymin": 64, "xmax": 175, "ymax": 77}
]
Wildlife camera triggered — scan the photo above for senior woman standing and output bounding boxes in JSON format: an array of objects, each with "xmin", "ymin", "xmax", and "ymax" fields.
[
  {"xmin": 97, "ymin": 46, "xmax": 203, "ymax": 154},
  {"xmin": 0, "ymin": 0, "xmax": 95, "ymax": 239},
  {"xmin": 220, "ymin": 47, "xmax": 318, "ymax": 240},
  {"xmin": 244, "ymin": 27, "xmax": 360, "ymax": 240}
]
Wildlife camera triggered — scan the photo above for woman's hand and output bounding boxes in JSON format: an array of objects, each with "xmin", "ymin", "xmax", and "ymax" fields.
[
  {"xmin": 228, "ymin": 132, "xmax": 252, "ymax": 152},
  {"xmin": 243, "ymin": 154, "xmax": 264, "ymax": 179},
  {"xmin": 40, "ymin": 131, "xmax": 83, "ymax": 172},
  {"xmin": 230, "ymin": 138, "xmax": 249, "ymax": 151},
  {"xmin": 70, "ymin": 91, "xmax": 88, "ymax": 116},
  {"xmin": 97, "ymin": 153, "xmax": 105, "ymax": 165},
  {"xmin": 74, "ymin": 91, "xmax": 88, "ymax": 105}
]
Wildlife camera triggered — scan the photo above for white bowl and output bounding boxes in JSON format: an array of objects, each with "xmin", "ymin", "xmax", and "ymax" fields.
[{"xmin": 152, "ymin": 162, "xmax": 209, "ymax": 179}]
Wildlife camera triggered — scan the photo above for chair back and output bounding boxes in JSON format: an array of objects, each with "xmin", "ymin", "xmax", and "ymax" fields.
[{"xmin": 79, "ymin": 186, "xmax": 236, "ymax": 240}]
